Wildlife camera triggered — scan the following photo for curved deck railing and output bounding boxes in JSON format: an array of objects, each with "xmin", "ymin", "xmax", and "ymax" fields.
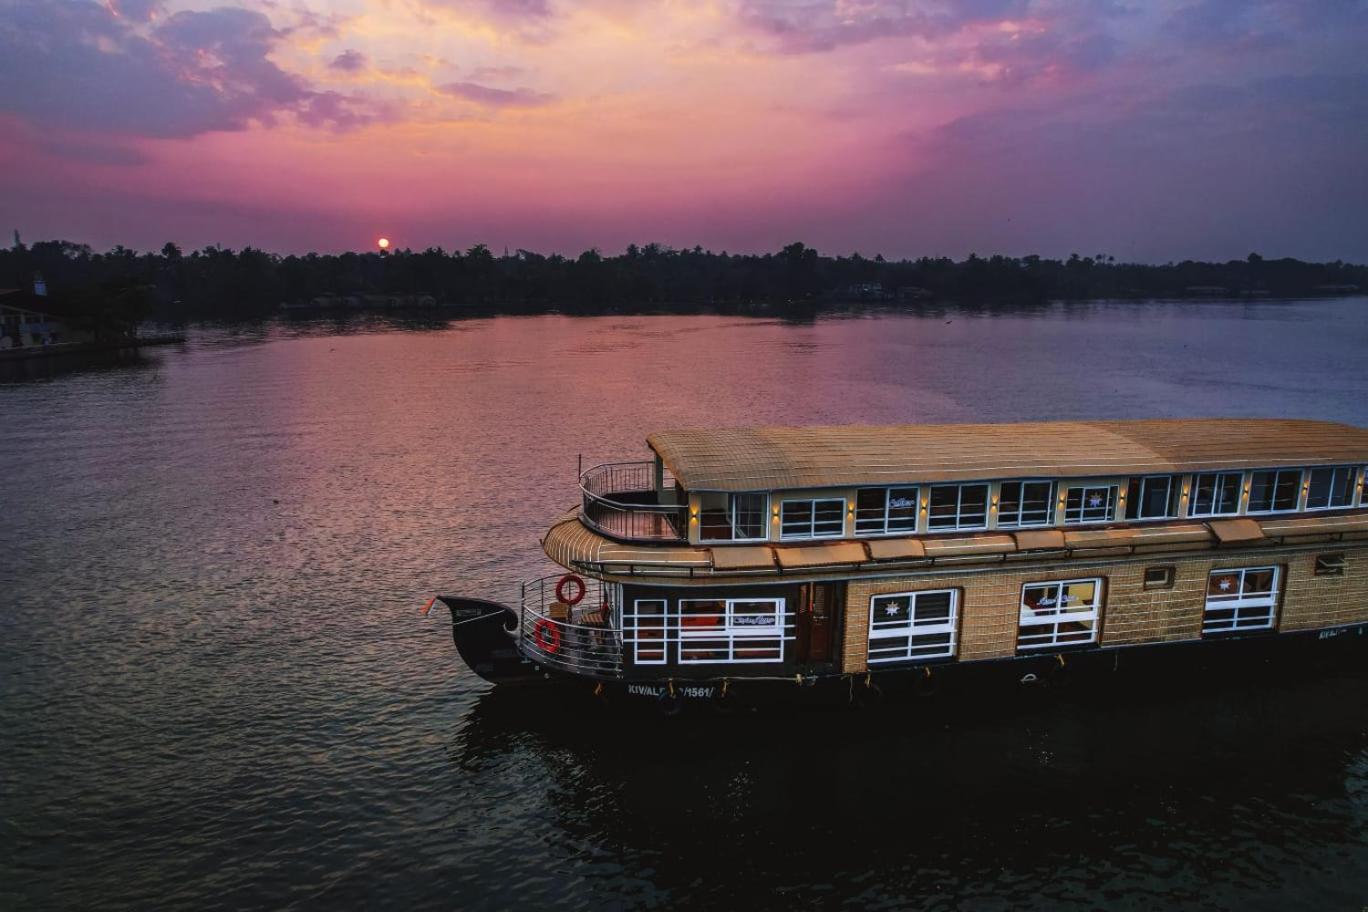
[
  {"xmin": 579, "ymin": 461, "xmax": 687, "ymax": 543},
  {"xmin": 519, "ymin": 574, "xmax": 623, "ymax": 679}
]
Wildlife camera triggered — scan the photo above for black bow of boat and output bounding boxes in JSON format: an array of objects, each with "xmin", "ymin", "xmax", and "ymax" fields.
[{"xmin": 434, "ymin": 596, "xmax": 541, "ymax": 685}]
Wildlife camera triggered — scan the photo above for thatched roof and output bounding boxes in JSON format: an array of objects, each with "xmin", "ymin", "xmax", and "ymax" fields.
[{"xmin": 647, "ymin": 419, "xmax": 1368, "ymax": 492}]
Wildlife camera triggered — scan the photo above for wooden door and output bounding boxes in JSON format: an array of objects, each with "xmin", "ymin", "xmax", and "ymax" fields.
[{"xmin": 798, "ymin": 582, "xmax": 840, "ymax": 664}]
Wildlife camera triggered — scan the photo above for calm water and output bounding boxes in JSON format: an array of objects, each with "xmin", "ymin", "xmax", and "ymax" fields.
[{"xmin": 3, "ymin": 300, "xmax": 1368, "ymax": 911}]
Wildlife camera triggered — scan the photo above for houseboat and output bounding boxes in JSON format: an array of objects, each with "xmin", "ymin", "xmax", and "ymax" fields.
[{"xmin": 429, "ymin": 418, "xmax": 1368, "ymax": 709}]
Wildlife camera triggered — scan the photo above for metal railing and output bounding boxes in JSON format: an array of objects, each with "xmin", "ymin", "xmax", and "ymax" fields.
[
  {"xmin": 519, "ymin": 575, "xmax": 624, "ymax": 679},
  {"xmin": 579, "ymin": 461, "xmax": 688, "ymax": 543}
]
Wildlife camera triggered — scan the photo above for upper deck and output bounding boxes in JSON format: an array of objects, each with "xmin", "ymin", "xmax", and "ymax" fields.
[{"xmin": 575, "ymin": 418, "xmax": 1368, "ymax": 553}]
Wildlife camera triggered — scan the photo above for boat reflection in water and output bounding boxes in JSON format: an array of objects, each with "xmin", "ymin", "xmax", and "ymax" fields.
[{"xmin": 446, "ymin": 660, "xmax": 1368, "ymax": 909}]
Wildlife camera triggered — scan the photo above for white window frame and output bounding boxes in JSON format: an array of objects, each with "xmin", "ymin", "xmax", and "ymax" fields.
[
  {"xmin": 1063, "ymin": 485, "xmax": 1117, "ymax": 525},
  {"xmin": 927, "ymin": 482, "xmax": 989, "ymax": 532},
  {"xmin": 1245, "ymin": 468, "xmax": 1304, "ymax": 515},
  {"xmin": 677, "ymin": 597, "xmax": 789, "ymax": 664},
  {"xmin": 1126, "ymin": 474, "xmax": 1180, "ymax": 521},
  {"xmin": 854, "ymin": 486, "xmax": 920, "ymax": 536},
  {"xmin": 1304, "ymin": 465, "xmax": 1357, "ymax": 511},
  {"xmin": 1018, "ymin": 577, "xmax": 1103, "ymax": 651},
  {"xmin": 1188, "ymin": 471, "xmax": 1244, "ymax": 518},
  {"xmin": 624, "ymin": 599, "xmax": 668, "ymax": 665},
  {"xmin": 698, "ymin": 492, "xmax": 770, "ymax": 543},
  {"xmin": 1203, "ymin": 566, "xmax": 1280, "ymax": 634},
  {"xmin": 996, "ymin": 479, "xmax": 1056, "ymax": 529},
  {"xmin": 779, "ymin": 497, "xmax": 846, "ymax": 540},
  {"xmin": 867, "ymin": 589, "xmax": 958, "ymax": 664}
]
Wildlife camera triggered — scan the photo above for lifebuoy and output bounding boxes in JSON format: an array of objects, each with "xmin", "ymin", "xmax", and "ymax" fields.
[
  {"xmin": 555, "ymin": 574, "xmax": 586, "ymax": 606},
  {"xmin": 533, "ymin": 618, "xmax": 562, "ymax": 654}
]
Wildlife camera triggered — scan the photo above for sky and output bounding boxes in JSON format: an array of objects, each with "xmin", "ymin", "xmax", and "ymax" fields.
[{"xmin": 1, "ymin": 0, "xmax": 1365, "ymax": 262}]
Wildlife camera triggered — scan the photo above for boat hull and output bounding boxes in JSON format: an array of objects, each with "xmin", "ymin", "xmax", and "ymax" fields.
[{"xmin": 532, "ymin": 620, "xmax": 1368, "ymax": 712}]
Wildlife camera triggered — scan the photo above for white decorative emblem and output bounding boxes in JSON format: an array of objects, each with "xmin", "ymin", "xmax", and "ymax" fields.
[
  {"xmin": 1088, "ymin": 494, "xmax": 1103, "ymax": 508},
  {"xmin": 1218, "ymin": 577, "xmax": 1234, "ymax": 591},
  {"xmin": 885, "ymin": 605, "xmax": 900, "ymax": 616}
]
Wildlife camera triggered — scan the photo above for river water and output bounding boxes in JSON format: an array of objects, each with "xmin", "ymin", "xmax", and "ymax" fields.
[{"xmin": 2, "ymin": 299, "xmax": 1367, "ymax": 910}]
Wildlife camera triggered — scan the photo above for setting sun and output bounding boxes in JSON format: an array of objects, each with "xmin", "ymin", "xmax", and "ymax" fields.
[{"xmin": 377, "ymin": 237, "xmax": 390, "ymax": 250}]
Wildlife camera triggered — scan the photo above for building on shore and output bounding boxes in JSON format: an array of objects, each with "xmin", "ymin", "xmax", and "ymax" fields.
[{"xmin": 0, "ymin": 278, "xmax": 99, "ymax": 350}]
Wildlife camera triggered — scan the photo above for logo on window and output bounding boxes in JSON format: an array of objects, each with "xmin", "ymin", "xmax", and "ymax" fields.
[
  {"xmin": 889, "ymin": 497, "xmax": 916, "ymax": 508},
  {"xmin": 731, "ymin": 614, "xmax": 776, "ymax": 627}
]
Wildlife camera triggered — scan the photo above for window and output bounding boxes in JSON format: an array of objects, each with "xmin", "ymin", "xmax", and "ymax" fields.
[
  {"xmin": 699, "ymin": 492, "xmax": 767, "ymax": 541},
  {"xmin": 1064, "ymin": 485, "xmax": 1116, "ymax": 524},
  {"xmin": 625, "ymin": 599, "xmax": 668, "ymax": 664},
  {"xmin": 1315, "ymin": 553, "xmax": 1346, "ymax": 577},
  {"xmin": 1203, "ymin": 567, "xmax": 1279, "ymax": 633},
  {"xmin": 1143, "ymin": 566, "xmax": 1175, "ymax": 590},
  {"xmin": 1247, "ymin": 469, "xmax": 1301, "ymax": 513},
  {"xmin": 1125, "ymin": 475, "xmax": 1180, "ymax": 520},
  {"xmin": 678, "ymin": 598, "xmax": 788, "ymax": 663},
  {"xmin": 928, "ymin": 483, "xmax": 989, "ymax": 531},
  {"xmin": 1019, "ymin": 578, "xmax": 1102, "ymax": 651},
  {"xmin": 1189, "ymin": 472, "xmax": 1243, "ymax": 517},
  {"xmin": 867, "ymin": 589, "xmax": 958, "ymax": 664},
  {"xmin": 780, "ymin": 498, "xmax": 845, "ymax": 540},
  {"xmin": 855, "ymin": 486, "xmax": 919, "ymax": 535},
  {"xmin": 1305, "ymin": 466, "xmax": 1356, "ymax": 510},
  {"xmin": 997, "ymin": 481, "xmax": 1056, "ymax": 528}
]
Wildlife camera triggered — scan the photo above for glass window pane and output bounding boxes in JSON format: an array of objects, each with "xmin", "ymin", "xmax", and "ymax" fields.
[
  {"xmin": 1272, "ymin": 471, "xmax": 1300, "ymax": 511},
  {"xmin": 1140, "ymin": 476, "xmax": 1174, "ymax": 518},
  {"xmin": 1306, "ymin": 468, "xmax": 1332, "ymax": 509},
  {"xmin": 1242, "ymin": 568, "xmax": 1275, "ymax": 596},
  {"xmin": 855, "ymin": 488, "xmax": 886, "ymax": 532},
  {"xmin": 914, "ymin": 591, "xmax": 953, "ymax": 624},
  {"xmin": 1060, "ymin": 579, "xmax": 1097, "ymax": 609},
  {"xmin": 1066, "ymin": 485, "xmax": 1113, "ymax": 523},
  {"xmin": 871, "ymin": 594, "xmax": 912, "ymax": 628},
  {"xmin": 813, "ymin": 499, "xmax": 845, "ymax": 535},
  {"xmin": 781, "ymin": 500, "xmax": 811, "ymax": 536},
  {"xmin": 1019, "ymin": 481, "xmax": 1053, "ymax": 524},
  {"xmin": 1216, "ymin": 474, "xmax": 1241, "ymax": 514},
  {"xmin": 1191, "ymin": 474, "xmax": 1216, "ymax": 515},
  {"xmin": 999, "ymin": 482, "xmax": 1023, "ymax": 521},
  {"xmin": 1332, "ymin": 468, "xmax": 1355, "ymax": 507},
  {"xmin": 730, "ymin": 601, "xmax": 779, "ymax": 631},
  {"xmin": 680, "ymin": 600, "xmax": 725, "ymax": 629},
  {"xmin": 1248, "ymin": 471, "xmax": 1275, "ymax": 511},
  {"xmin": 928, "ymin": 485, "xmax": 959, "ymax": 528},
  {"xmin": 887, "ymin": 487, "xmax": 918, "ymax": 531},
  {"xmin": 732, "ymin": 493, "xmax": 767, "ymax": 538},
  {"xmin": 1208, "ymin": 572, "xmax": 1241, "ymax": 599},
  {"xmin": 959, "ymin": 484, "xmax": 988, "ymax": 526},
  {"xmin": 1022, "ymin": 583, "xmax": 1061, "ymax": 614}
]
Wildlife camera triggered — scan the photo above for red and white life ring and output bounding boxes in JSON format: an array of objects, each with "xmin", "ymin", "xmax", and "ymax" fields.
[
  {"xmin": 533, "ymin": 618, "xmax": 562, "ymax": 654},
  {"xmin": 555, "ymin": 574, "xmax": 586, "ymax": 606}
]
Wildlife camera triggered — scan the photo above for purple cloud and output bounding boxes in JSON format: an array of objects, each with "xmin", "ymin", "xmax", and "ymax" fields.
[
  {"xmin": 737, "ymin": 0, "xmax": 1037, "ymax": 53},
  {"xmin": 0, "ymin": 1, "xmax": 384, "ymax": 139},
  {"xmin": 330, "ymin": 49, "xmax": 369, "ymax": 72},
  {"xmin": 439, "ymin": 82, "xmax": 555, "ymax": 108}
]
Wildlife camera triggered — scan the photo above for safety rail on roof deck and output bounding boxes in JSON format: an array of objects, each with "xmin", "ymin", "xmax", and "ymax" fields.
[
  {"xmin": 579, "ymin": 460, "xmax": 688, "ymax": 544},
  {"xmin": 519, "ymin": 574, "xmax": 624, "ymax": 679}
]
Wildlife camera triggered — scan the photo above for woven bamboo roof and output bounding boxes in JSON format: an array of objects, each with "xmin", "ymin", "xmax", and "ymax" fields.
[{"xmin": 647, "ymin": 419, "xmax": 1368, "ymax": 492}]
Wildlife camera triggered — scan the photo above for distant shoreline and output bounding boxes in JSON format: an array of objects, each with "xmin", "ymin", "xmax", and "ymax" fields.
[{"xmin": 6, "ymin": 240, "xmax": 1363, "ymax": 323}]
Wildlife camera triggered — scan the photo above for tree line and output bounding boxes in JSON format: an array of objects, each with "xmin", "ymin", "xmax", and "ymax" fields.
[{"xmin": 4, "ymin": 238, "xmax": 1364, "ymax": 321}]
